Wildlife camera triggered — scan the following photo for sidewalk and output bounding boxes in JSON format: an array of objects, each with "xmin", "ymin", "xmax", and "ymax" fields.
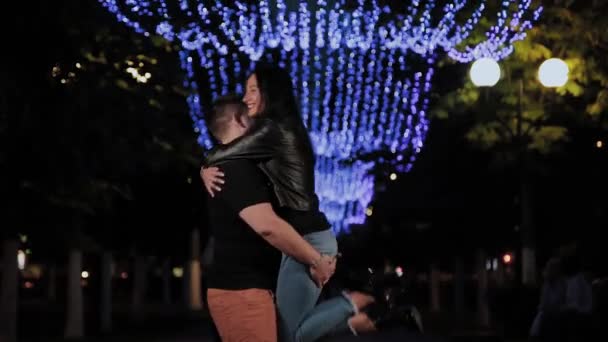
[
  {"xmin": 19, "ymin": 301, "xmax": 215, "ymax": 342},
  {"xmin": 19, "ymin": 300, "xmax": 528, "ymax": 342},
  {"xmin": 420, "ymin": 310, "xmax": 529, "ymax": 342}
]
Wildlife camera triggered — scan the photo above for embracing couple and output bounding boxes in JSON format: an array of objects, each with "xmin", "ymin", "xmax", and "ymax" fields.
[{"xmin": 200, "ymin": 63, "xmax": 418, "ymax": 342}]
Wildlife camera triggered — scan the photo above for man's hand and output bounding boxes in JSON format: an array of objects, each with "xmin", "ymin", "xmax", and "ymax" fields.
[
  {"xmin": 310, "ymin": 254, "xmax": 337, "ymax": 288},
  {"xmin": 200, "ymin": 166, "xmax": 225, "ymax": 197}
]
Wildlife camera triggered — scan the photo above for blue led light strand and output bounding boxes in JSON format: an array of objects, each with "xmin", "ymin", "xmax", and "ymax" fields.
[{"xmin": 99, "ymin": 0, "xmax": 541, "ymax": 233}]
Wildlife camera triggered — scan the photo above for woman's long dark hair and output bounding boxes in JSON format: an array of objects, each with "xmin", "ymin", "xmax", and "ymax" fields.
[{"xmin": 250, "ymin": 63, "xmax": 315, "ymax": 161}]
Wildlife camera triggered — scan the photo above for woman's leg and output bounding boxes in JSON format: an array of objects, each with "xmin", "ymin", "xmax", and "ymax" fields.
[
  {"xmin": 275, "ymin": 229, "xmax": 338, "ymax": 342},
  {"xmin": 294, "ymin": 291, "xmax": 375, "ymax": 341},
  {"xmin": 276, "ymin": 253, "xmax": 320, "ymax": 341},
  {"xmin": 293, "ymin": 295, "xmax": 354, "ymax": 341}
]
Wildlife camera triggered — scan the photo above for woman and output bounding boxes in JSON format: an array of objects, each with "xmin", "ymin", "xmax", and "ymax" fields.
[{"xmin": 201, "ymin": 63, "xmax": 379, "ymax": 341}]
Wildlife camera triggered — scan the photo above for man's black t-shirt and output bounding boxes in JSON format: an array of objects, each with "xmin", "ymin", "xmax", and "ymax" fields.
[{"xmin": 206, "ymin": 160, "xmax": 280, "ymax": 290}]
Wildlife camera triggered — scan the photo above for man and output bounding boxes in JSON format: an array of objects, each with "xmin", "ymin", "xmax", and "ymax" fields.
[{"xmin": 204, "ymin": 95, "xmax": 335, "ymax": 342}]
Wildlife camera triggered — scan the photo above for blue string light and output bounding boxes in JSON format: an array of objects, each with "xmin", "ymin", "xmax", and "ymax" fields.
[
  {"xmin": 98, "ymin": 0, "xmax": 540, "ymax": 233},
  {"xmin": 100, "ymin": 0, "xmax": 539, "ymax": 60}
]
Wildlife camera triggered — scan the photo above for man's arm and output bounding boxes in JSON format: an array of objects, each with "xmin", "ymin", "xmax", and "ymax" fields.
[
  {"xmin": 215, "ymin": 160, "xmax": 334, "ymax": 286},
  {"xmin": 239, "ymin": 203, "xmax": 324, "ymax": 268}
]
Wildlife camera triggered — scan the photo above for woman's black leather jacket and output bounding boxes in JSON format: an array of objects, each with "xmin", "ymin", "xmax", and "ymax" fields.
[{"xmin": 204, "ymin": 117, "xmax": 320, "ymax": 211}]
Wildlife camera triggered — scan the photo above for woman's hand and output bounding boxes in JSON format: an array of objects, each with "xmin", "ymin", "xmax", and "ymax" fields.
[{"xmin": 200, "ymin": 166, "xmax": 225, "ymax": 197}]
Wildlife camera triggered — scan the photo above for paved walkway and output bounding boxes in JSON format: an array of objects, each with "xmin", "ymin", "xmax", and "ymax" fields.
[{"xmin": 18, "ymin": 301, "xmax": 520, "ymax": 342}]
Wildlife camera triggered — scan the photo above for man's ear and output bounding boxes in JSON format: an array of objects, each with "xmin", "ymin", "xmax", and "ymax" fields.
[{"xmin": 236, "ymin": 113, "xmax": 251, "ymax": 128}]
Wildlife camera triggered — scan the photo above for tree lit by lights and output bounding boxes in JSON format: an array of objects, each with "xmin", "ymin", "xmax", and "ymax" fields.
[
  {"xmin": 99, "ymin": 0, "xmax": 541, "ymax": 232},
  {"xmin": 52, "ymin": 62, "xmax": 80, "ymax": 84},
  {"xmin": 52, "ymin": 65, "xmax": 61, "ymax": 77},
  {"xmin": 120, "ymin": 56, "xmax": 157, "ymax": 84},
  {"xmin": 126, "ymin": 67, "xmax": 151, "ymax": 83}
]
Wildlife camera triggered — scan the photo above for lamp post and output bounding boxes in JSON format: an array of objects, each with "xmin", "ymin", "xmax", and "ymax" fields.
[{"xmin": 470, "ymin": 57, "xmax": 569, "ymax": 286}]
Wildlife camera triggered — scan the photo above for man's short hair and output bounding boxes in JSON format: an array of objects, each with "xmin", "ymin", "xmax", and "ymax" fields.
[{"xmin": 205, "ymin": 94, "xmax": 248, "ymax": 139}]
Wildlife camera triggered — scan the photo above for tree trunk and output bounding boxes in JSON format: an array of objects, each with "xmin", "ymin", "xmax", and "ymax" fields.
[
  {"xmin": 476, "ymin": 249, "xmax": 490, "ymax": 327},
  {"xmin": 186, "ymin": 229, "xmax": 202, "ymax": 311},
  {"xmin": 65, "ymin": 249, "xmax": 84, "ymax": 339},
  {"xmin": 496, "ymin": 259, "xmax": 506, "ymax": 287},
  {"xmin": 187, "ymin": 260, "xmax": 202, "ymax": 310},
  {"xmin": 131, "ymin": 254, "xmax": 147, "ymax": 320},
  {"xmin": 429, "ymin": 263, "xmax": 440, "ymax": 312},
  {"xmin": 183, "ymin": 260, "xmax": 190, "ymax": 307},
  {"xmin": 100, "ymin": 251, "xmax": 113, "ymax": 333},
  {"xmin": 47, "ymin": 263, "xmax": 57, "ymax": 302},
  {"xmin": 161, "ymin": 258, "xmax": 171, "ymax": 305},
  {"xmin": 454, "ymin": 257, "xmax": 465, "ymax": 314},
  {"xmin": 521, "ymin": 179, "xmax": 537, "ymax": 286},
  {"xmin": 1, "ymin": 239, "xmax": 19, "ymax": 342}
]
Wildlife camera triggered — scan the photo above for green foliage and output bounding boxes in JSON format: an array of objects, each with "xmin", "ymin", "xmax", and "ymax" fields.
[
  {"xmin": 529, "ymin": 126, "xmax": 568, "ymax": 153},
  {"xmin": 466, "ymin": 122, "xmax": 502, "ymax": 149},
  {"xmin": 432, "ymin": 0, "xmax": 608, "ymax": 163}
]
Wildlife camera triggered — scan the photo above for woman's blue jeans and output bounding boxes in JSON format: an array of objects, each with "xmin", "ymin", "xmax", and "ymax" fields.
[{"xmin": 276, "ymin": 229, "xmax": 356, "ymax": 342}]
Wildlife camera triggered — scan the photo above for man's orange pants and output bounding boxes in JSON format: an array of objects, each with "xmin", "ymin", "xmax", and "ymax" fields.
[{"xmin": 207, "ymin": 288, "xmax": 277, "ymax": 342}]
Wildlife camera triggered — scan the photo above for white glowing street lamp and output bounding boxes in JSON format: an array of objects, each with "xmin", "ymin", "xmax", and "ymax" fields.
[
  {"xmin": 470, "ymin": 58, "xmax": 501, "ymax": 87},
  {"xmin": 470, "ymin": 57, "xmax": 569, "ymax": 89},
  {"xmin": 538, "ymin": 58, "xmax": 569, "ymax": 88}
]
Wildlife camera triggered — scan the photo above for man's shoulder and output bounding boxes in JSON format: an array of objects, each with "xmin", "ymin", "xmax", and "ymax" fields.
[
  {"xmin": 220, "ymin": 159, "xmax": 260, "ymax": 174},
  {"xmin": 212, "ymin": 159, "xmax": 271, "ymax": 209},
  {"xmin": 217, "ymin": 160, "xmax": 268, "ymax": 191}
]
